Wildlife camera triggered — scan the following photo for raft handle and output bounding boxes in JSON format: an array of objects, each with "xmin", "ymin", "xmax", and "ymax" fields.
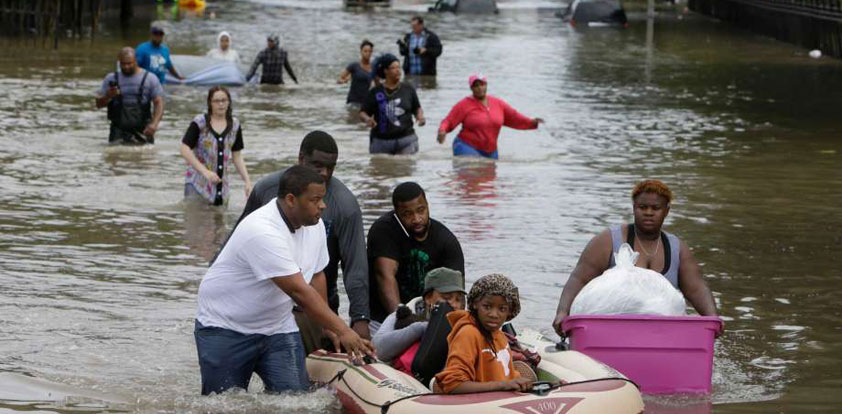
[
  {"xmin": 530, "ymin": 381, "xmax": 554, "ymax": 396},
  {"xmin": 554, "ymin": 333, "xmax": 569, "ymax": 351}
]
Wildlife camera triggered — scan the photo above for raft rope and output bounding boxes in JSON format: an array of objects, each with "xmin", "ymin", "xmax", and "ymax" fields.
[
  {"xmin": 322, "ymin": 368, "xmax": 639, "ymax": 414},
  {"xmin": 321, "ymin": 368, "xmax": 434, "ymax": 413},
  {"xmin": 536, "ymin": 377, "xmax": 640, "ymax": 394}
]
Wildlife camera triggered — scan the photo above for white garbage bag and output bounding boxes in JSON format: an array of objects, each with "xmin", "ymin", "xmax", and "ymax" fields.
[{"xmin": 570, "ymin": 243, "xmax": 686, "ymax": 316}]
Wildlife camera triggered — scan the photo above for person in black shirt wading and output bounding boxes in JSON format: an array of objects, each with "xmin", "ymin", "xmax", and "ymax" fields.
[
  {"xmin": 95, "ymin": 47, "xmax": 165, "ymax": 145},
  {"xmin": 246, "ymin": 33, "xmax": 298, "ymax": 85},
  {"xmin": 179, "ymin": 86, "xmax": 252, "ymax": 206},
  {"xmin": 360, "ymin": 53, "xmax": 426, "ymax": 155},
  {"xmin": 367, "ymin": 182, "xmax": 464, "ymax": 333},
  {"xmin": 338, "ymin": 39, "xmax": 374, "ymax": 111}
]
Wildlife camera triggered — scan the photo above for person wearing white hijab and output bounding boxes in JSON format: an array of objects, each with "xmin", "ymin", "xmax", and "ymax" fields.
[{"xmin": 206, "ymin": 31, "xmax": 240, "ymax": 63}]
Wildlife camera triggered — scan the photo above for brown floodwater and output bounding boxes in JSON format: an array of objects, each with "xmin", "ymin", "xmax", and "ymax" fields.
[{"xmin": 0, "ymin": 0, "xmax": 840, "ymax": 413}]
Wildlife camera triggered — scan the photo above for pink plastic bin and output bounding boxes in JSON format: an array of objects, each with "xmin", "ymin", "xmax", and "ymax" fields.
[{"xmin": 562, "ymin": 315, "xmax": 723, "ymax": 394}]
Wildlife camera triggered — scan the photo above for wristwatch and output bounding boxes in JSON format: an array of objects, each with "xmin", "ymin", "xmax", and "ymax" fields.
[{"xmin": 350, "ymin": 316, "xmax": 370, "ymax": 326}]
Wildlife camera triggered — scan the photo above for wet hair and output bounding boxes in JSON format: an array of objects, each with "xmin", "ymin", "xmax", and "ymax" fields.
[
  {"xmin": 392, "ymin": 182, "xmax": 426, "ymax": 209},
  {"xmin": 372, "ymin": 53, "xmax": 400, "ymax": 79},
  {"xmin": 206, "ymin": 85, "xmax": 233, "ymax": 124},
  {"xmin": 360, "ymin": 39, "xmax": 374, "ymax": 50},
  {"xmin": 299, "ymin": 130, "xmax": 338, "ymax": 156},
  {"xmin": 277, "ymin": 165, "xmax": 325, "ymax": 199},
  {"xmin": 632, "ymin": 180, "xmax": 673, "ymax": 204},
  {"xmin": 118, "ymin": 47, "xmax": 135, "ymax": 60},
  {"xmin": 411, "ymin": 16, "xmax": 424, "ymax": 25}
]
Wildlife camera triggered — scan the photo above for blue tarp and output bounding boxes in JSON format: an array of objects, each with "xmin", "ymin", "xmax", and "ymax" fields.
[{"xmin": 165, "ymin": 55, "xmax": 246, "ymax": 86}]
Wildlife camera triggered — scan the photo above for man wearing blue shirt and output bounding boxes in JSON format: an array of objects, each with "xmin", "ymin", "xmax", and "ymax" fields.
[{"xmin": 136, "ymin": 25, "xmax": 184, "ymax": 85}]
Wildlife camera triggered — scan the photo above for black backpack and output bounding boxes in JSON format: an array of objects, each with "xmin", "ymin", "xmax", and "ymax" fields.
[{"xmin": 411, "ymin": 301, "xmax": 454, "ymax": 386}]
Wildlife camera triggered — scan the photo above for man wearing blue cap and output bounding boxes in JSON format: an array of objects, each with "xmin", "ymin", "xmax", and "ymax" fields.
[{"xmin": 136, "ymin": 25, "xmax": 184, "ymax": 85}]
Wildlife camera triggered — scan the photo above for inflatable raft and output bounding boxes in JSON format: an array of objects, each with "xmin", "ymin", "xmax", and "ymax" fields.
[{"xmin": 307, "ymin": 329, "xmax": 644, "ymax": 414}]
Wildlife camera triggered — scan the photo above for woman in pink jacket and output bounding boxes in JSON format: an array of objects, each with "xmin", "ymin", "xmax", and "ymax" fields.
[{"xmin": 437, "ymin": 74, "xmax": 543, "ymax": 159}]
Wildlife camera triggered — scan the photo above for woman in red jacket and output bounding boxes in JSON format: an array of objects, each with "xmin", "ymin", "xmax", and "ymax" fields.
[{"xmin": 437, "ymin": 74, "xmax": 543, "ymax": 159}]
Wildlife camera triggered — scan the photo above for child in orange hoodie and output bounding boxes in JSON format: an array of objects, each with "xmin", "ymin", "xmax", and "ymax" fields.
[{"xmin": 434, "ymin": 274, "xmax": 534, "ymax": 394}]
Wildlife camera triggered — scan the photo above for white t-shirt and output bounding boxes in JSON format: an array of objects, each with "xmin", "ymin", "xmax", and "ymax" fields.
[{"xmin": 196, "ymin": 199, "xmax": 329, "ymax": 335}]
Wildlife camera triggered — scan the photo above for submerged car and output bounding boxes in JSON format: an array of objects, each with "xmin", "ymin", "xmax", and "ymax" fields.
[
  {"xmin": 344, "ymin": 0, "xmax": 391, "ymax": 7},
  {"xmin": 429, "ymin": 0, "xmax": 499, "ymax": 13},
  {"xmin": 558, "ymin": 0, "xmax": 628, "ymax": 27}
]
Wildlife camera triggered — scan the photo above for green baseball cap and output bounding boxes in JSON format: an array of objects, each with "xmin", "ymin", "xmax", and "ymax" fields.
[{"xmin": 424, "ymin": 268, "xmax": 466, "ymax": 295}]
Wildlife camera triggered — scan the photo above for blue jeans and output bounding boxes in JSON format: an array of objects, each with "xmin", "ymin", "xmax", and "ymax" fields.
[
  {"xmin": 194, "ymin": 321, "xmax": 309, "ymax": 395},
  {"xmin": 453, "ymin": 137, "xmax": 498, "ymax": 159}
]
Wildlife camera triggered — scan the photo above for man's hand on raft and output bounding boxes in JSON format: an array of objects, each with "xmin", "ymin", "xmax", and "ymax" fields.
[
  {"xmin": 339, "ymin": 328, "xmax": 376, "ymax": 363},
  {"xmin": 324, "ymin": 329, "xmax": 342, "ymax": 353},
  {"xmin": 552, "ymin": 311, "xmax": 567, "ymax": 337}
]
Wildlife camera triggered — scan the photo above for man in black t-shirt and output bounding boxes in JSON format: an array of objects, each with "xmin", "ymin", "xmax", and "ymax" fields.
[{"xmin": 367, "ymin": 182, "xmax": 464, "ymax": 331}]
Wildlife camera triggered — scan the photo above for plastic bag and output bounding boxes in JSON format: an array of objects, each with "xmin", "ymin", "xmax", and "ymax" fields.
[{"xmin": 570, "ymin": 243, "xmax": 686, "ymax": 316}]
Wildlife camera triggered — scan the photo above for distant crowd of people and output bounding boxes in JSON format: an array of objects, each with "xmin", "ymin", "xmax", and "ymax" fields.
[{"xmin": 95, "ymin": 16, "xmax": 543, "ymax": 187}]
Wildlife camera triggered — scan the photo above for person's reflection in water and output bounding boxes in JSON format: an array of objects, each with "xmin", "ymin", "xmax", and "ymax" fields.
[
  {"xmin": 182, "ymin": 199, "xmax": 229, "ymax": 263},
  {"xmin": 447, "ymin": 158, "xmax": 498, "ymax": 239},
  {"xmin": 451, "ymin": 158, "xmax": 497, "ymax": 206},
  {"xmin": 102, "ymin": 146, "xmax": 157, "ymax": 177},
  {"xmin": 404, "ymin": 75, "xmax": 437, "ymax": 91}
]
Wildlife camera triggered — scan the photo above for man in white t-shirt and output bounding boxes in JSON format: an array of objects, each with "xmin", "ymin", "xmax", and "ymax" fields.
[{"xmin": 195, "ymin": 165, "xmax": 375, "ymax": 395}]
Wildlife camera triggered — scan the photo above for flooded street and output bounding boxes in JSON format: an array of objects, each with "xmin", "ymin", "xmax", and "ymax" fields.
[{"xmin": 1, "ymin": 0, "xmax": 841, "ymax": 412}]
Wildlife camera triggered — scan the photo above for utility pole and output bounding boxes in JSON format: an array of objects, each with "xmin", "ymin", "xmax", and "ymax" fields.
[{"xmin": 645, "ymin": 0, "xmax": 655, "ymax": 83}]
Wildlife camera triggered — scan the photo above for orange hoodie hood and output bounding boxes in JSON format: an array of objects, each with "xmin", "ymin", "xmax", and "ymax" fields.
[{"xmin": 446, "ymin": 309, "xmax": 477, "ymax": 341}]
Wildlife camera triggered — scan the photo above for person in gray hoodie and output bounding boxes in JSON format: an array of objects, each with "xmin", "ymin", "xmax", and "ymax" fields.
[{"xmin": 372, "ymin": 267, "xmax": 465, "ymax": 362}]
